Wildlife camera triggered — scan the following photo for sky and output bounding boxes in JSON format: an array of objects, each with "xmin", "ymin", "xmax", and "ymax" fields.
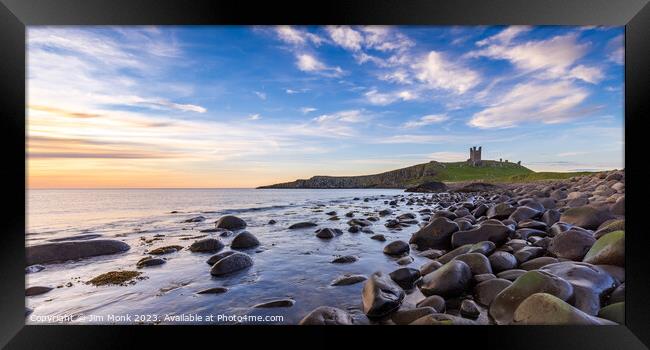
[{"xmin": 27, "ymin": 25, "xmax": 624, "ymax": 188}]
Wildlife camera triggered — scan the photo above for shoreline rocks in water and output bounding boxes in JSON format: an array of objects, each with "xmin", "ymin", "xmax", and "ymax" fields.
[
  {"xmin": 26, "ymin": 239, "xmax": 131, "ymax": 265},
  {"xmin": 210, "ymin": 252, "xmax": 254, "ymax": 276},
  {"xmin": 86, "ymin": 271, "xmax": 143, "ymax": 286}
]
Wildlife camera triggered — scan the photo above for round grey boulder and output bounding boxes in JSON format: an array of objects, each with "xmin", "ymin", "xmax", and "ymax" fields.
[
  {"xmin": 215, "ymin": 215, "xmax": 247, "ymax": 230},
  {"xmin": 362, "ymin": 271, "xmax": 405, "ymax": 318},
  {"xmin": 230, "ymin": 231, "xmax": 260, "ymax": 249},
  {"xmin": 189, "ymin": 238, "xmax": 224, "ymax": 252},
  {"xmin": 210, "ymin": 252, "xmax": 253, "ymax": 276}
]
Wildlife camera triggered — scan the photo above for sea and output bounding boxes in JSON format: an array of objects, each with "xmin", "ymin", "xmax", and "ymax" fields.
[{"xmin": 26, "ymin": 188, "xmax": 433, "ymax": 324}]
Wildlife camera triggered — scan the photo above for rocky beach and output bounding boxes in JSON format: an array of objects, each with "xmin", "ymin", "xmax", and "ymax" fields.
[{"xmin": 25, "ymin": 170, "xmax": 625, "ymax": 325}]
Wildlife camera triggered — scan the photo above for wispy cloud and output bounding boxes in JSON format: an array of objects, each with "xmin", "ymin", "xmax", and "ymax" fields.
[
  {"xmin": 402, "ymin": 114, "xmax": 449, "ymax": 128},
  {"xmin": 295, "ymin": 53, "xmax": 344, "ymax": 77}
]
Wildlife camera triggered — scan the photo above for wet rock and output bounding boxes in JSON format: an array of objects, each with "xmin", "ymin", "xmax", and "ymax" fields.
[
  {"xmin": 299, "ymin": 306, "xmax": 355, "ymax": 325},
  {"xmin": 347, "ymin": 218, "xmax": 372, "ymax": 227},
  {"xmin": 419, "ymin": 260, "xmax": 472, "ymax": 297},
  {"xmin": 453, "ymin": 253, "xmax": 492, "ymax": 275},
  {"xmin": 331, "ymin": 274, "xmax": 367, "ymax": 286},
  {"xmin": 437, "ymin": 245, "xmax": 472, "ymax": 264},
  {"xmin": 206, "ymin": 250, "xmax": 236, "ymax": 265},
  {"xmin": 148, "ymin": 245, "xmax": 184, "ymax": 255},
  {"xmin": 230, "ymin": 231, "xmax": 261, "ymax": 249},
  {"xmin": 331, "ymin": 255, "xmax": 357, "ymax": 264},
  {"xmin": 460, "ymin": 299, "xmax": 480, "ymax": 319},
  {"xmin": 474, "ymin": 273, "xmax": 496, "ymax": 283},
  {"xmin": 189, "ymin": 238, "xmax": 224, "ymax": 252},
  {"xmin": 488, "ymin": 251, "xmax": 518, "ymax": 272},
  {"xmin": 609, "ymin": 283, "xmax": 625, "ymax": 304},
  {"xmin": 560, "ymin": 206, "xmax": 613, "ymax": 230},
  {"xmin": 542, "ymin": 209, "xmax": 561, "ymax": 226},
  {"xmin": 254, "ymin": 299, "xmax": 295, "ymax": 308},
  {"xmin": 417, "ymin": 249, "xmax": 444, "ymax": 259},
  {"xmin": 391, "ymin": 307, "xmax": 437, "ymax": 325},
  {"xmin": 594, "ymin": 219, "xmax": 624, "ymax": 239},
  {"xmin": 87, "ymin": 271, "xmax": 143, "ymax": 286},
  {"xmin": 514, "ymin": 246, "xmax": 545, "ymax": 264},
  {"xmin": 197, "ymin": 287, "xmax": 228, "ymax": 294},
  {"xmin": 489, "ymin": 270, "xmax": 574, "ymax": 325},
  {"xmin": 25, "ymin": 265, "xmax": 45, "ymax": 274},
  {"xmin": 370, "ymin": 234, "xmax": 386, "ymax": 241},
  {"xmin": 383, "ymin": 240, "xmax": 410, "ymax": 256},
  {"xmin": 474, "ymin": 278, "xmax": 512, "ymax": 306},
  {"xmin": 325, "ymin": 211, "xmax": 337, "ymax": 216},
  {"xmin": 583, "ymin": 230, "xmax": 624, "ymax": 266},
  {"xmin": 611, "ymin": 196, "xmax": 624, "ymax": 216},
  {"xmin": 389, "ymin": 267, "xmax": 421, "ymax": 290},
  {"xmin": 416, "ymin": 295, "xmax": 446, "ymax": 312},
  {"xmin": 215, "ymin": 215, "xmax": 247, "ymax": 230},
  {"xmin": 409, "ymin": 217, "xmax": 459, "ymax": 250},
  {"xmin": 396, "ymin": 256, "xmax": 413, "ymax": 265},
  {"xmin": 515, "ymin": 228, "xmax": 547, "ymax": 240},
  {"xmin": 496, "ymin": 269, "xmax": 527, "ymax": 282},
  {"xmin": 26, "ymin": 240, "xmax": 131, "ymax": 265},
  {"xmin": 451, "ymin": 222, "xmax": 510, "ymax": 248},
  {"xmin": 378, "ymin": 209, "xmax": 392, "ymax": 216},
  {"xmin": 136, "ymin": 256, "xmax": 166, "ymax": 268},
  {"xmin": 289, "ymin": 222, "xmax": 318, "ymax": 229},
  {"xmin": 520, "ymin": 257, "xmax": 559, "ymax": 270},
  {"xmin": 598, "ymin": 302, "xmax": 624, "ymax": 324},
  {"xmin": 209, "ymin": 252, "xmax": 253, "ymax": 276},
  {"xmin": 362, "ymin": 272, "xmax": 405, "ymax": 318},
  {"xmin": 512, "ymin": 293, "xmax": 615, "ymax": 325},
  {"xmin": 25, "ymin": 286, "xmax": 53, "ymax": 296},
  {"xmin": 468, "ymin": 241, "xmax": 496, "ymax": 255},
  {"xmin": 548, "ymin": 229, "xmax": 596, "ymax": 261},
  {"xmin": 348, "ymin": 225, "xmax": 360, "ymax": 233},
  {"xmin": 315, "ymin": 228, "xmax": 342, "ymax": 239},
  {"xmin": 541, "ymin": 261, "xmax": 617, "ymax": 315},
  {"xmin": 410, "ymin": 313, "xmax": 479, "ymax": 325},
  {"xmin": 183, "ymin": 216, "xmax": 206, "ymax": 223},
  {"xmin": 509, "ymin": 206, "xmax": 541, "ymax": 223},
  {"xmin": 486, "ymin": 203, "xmax": 516, "ymax": 220},
  {"xmin": 267, "ymin": 219, "xmax": 277, "ymax": 225}
]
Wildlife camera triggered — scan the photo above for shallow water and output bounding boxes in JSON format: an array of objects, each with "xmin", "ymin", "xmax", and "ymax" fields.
[{"xmin": 26, "ymin": 188, "xmax": 436, "ymax": 324}]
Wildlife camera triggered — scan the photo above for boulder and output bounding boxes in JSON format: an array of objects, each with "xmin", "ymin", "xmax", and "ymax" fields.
[
  {"xmin": 26, "ymin": 240, "xmax": 130, "ymax": 265},
  {"xmin": 409, "ymin": 217, "xmax": 459, "ymax": 250},
  {"xmin": 509, "ymin": 206, "xmax": 541, "ymax": 223},
  {"xmin": 453, "ymin": 253, "xmax": 493, "ymax": 275},
  {"xmin": 230, "ymin": 231, "xmax": 261, "ymax": 249},
  {"xmin": 419, "ymin": 260, "xmax": 472, "ymax": 297},
  {"xmin": 25, "ymin": 286, "xmax": 53, "ymax": 296},
  {"xmin": 582, "ymin": 230, "xmax": 624, "ymax": 266},
  {"xmin": 559, "ymin": 206, "xmax": 613, "ymax": 230},
  {"xmin": 520, "ymin": 257, "xmax": 559, "ymax": 270},
  {"xmin": 451, "ymin": 223, "xmax": 510, "ymax": 248},
  {"xmin": 314, "ymin": 228, "xmax": 342, "ymax": 239},
  {"xmin": 474, "ymin": 278, "xmax": 512, "ymax": 306},
  {"xmin": 215, "ymin": 215, "xmax": 247, "ymax": 230},
  {"xmin": 299, "ymin": 306, "xmax": 355, "ymax": 325},
  {"xmin": 136, "ymin": 256, "xmax": 166, "ymax": 268},
  {"xmin": 331, "ymin": 274, "xmax": 367, "ymax": 286},
  {"xmin": 288, "ymin": 222, "xmax": 318, "ymax": 229},
  {"xmin": 389, "ymin": 267, "xmax": 421, "ymax": 290},
  {"xmin": 513, "ymin": 293, "xmax": 616, "ymax": 325},
  {"xmin": 460, "ymin": 299, "xmax": 480, "ymax": 319},
  {"xmin": 417, "ymin": 295, "xmax": 446, "ymax": 312},
  {"xmin": 383, "ymin": 240, "xmax": 410, "ymax": 256},
  {"xmin": 391, "ymin": 307, "xmax": 437, "ymax": 325},
  {"xmin": 488, "ymin": 251, "xmax": 518, "ymax": 272},
  {"xmin": 489, "ymin": 270, "xmax": 574, "ymax": 325},
  {"xmin": 486, "ymin": 203, "xmax": 516, "ymax": 220},
  {"xmin": 331, "ymin": 255, "xmax": 357, "ymax": 264},
  {"xmin": 410, "ymin": 313, "xmax": 479, "ymax": 325},
  {"xmin": 209, "ymin": 252, "xmax": 253, "ymax": 276},
  {"xmin": 189, "ymin": 238, "xmax": 224, "ymax": 252},
  {"xmin": 541, "ymin": 261, "xmax": 617, "ymax": 315},
  {"xmin": 548, "ymin": 229, "xmax": 596, "ymax": 261},
  {"xmin": 362, "ymin": 272, "xmax": 405, "ymax": 318},
  {"xmin": 206, "ymin": 250, "xmax": 236, "ymax": 265},
  {"xmin": 496, "ymin": 269, "xmax": 527, "ymax": 282},
  {"xmin": 598, "ymin": 302, "xmax": 624, "ymax": 324}
]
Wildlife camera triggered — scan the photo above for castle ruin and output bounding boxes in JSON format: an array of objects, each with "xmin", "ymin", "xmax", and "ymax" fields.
[{"xmin": 468, "ymin": 146, "xmax": 482, "ymax": 166}]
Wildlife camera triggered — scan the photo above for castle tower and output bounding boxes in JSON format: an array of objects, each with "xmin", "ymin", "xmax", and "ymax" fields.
[{"xmin": 468, "ymin": 146, "xmax": 482, "ymax": 166}]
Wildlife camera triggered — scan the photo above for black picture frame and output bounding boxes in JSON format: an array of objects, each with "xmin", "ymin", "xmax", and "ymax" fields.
[{"xmin": 1, "ymin": 0, "xmax": 648, "ymax": 348}]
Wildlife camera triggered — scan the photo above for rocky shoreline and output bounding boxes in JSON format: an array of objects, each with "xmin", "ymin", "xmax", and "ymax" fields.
[{"xmin": 25, "ymin": 170, "xmax": 624, "ymax": 325}]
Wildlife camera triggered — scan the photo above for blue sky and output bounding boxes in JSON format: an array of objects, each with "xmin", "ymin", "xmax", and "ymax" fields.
[{"xmin": 27, "ymin": 26, "xmax": 624, "ymax": 188}]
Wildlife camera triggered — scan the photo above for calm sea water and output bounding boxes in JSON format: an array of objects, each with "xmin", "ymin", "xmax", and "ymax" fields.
[{"xmin": 26, "ymin": 188, "xmax": 433, "ymax": 324}]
